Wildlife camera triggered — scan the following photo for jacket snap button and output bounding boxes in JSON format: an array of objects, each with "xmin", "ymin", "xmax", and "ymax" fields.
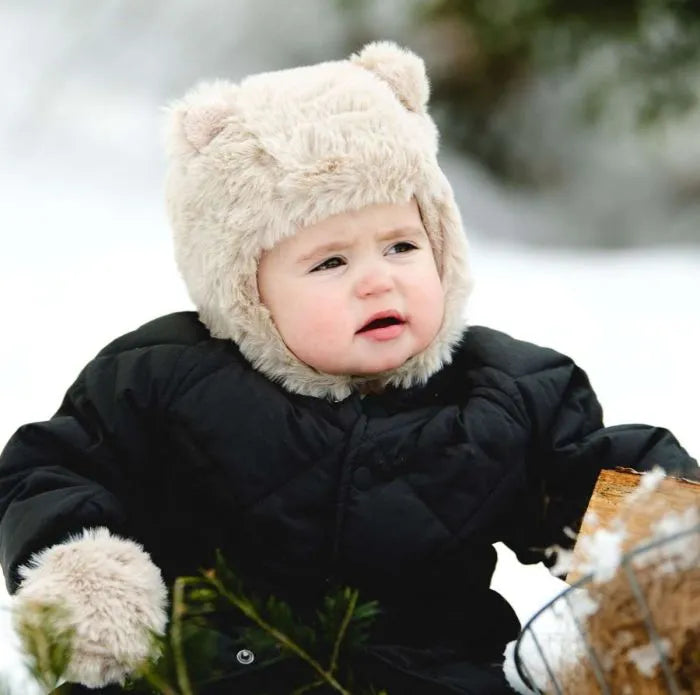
[
  {"xmin": 236, "ymin": 649, "xmax": 255, "ymax": 665},
  {"xmin": 352, "ymin": 466, "xmax": 373, "ymax": 490}
]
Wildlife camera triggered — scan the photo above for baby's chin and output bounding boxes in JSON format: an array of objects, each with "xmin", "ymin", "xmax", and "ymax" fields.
[
  {"xmin": 344, "ymin": 354, "xmax": 415, "ymax": 378},
  {"xmin": 295, "ymin": 344, "xmax": 421, "ymax": 377}
]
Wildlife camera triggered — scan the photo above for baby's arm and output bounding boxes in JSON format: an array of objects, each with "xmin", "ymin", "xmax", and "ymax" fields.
[
  {"xmin": 0, "ymin": 345, "xmax": 187, "ymax": 688},
  {"xmin": 494, "ymin": 336, "xmax": 698, "ymax": 567}
]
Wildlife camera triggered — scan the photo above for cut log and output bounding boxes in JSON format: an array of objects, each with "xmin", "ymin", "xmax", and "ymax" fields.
[{"xmin": 567, "ymin": 467, "xmax": 700, "ymax": 584}]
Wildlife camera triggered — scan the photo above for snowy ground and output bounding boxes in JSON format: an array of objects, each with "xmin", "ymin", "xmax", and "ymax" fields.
[{"xmin": 0, "ymin": 161, "xmax": 698, "ymax": 690}]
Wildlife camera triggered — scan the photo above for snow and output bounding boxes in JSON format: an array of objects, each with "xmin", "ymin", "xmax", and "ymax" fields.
[
  {"xmin": 634, "ymin": 505, "xmax": 700, "ymax": 573},
  {"xmin": 502, "ymin": 585, "xmax": 600, "ymax": 694},
  {"xmin": 638, "ymin": 467, "xmax": 667, "ymax": 493},
  {"xmin": 503, "ymin": 599, "xmax": 582, "ymax": 695},
  {"xmin": 627, "ymin": 639, "xmax": 671, "ymax": 678},
  {"xmin": 578, "ymin": 527, "xmax": 628, "ymax": 583}
]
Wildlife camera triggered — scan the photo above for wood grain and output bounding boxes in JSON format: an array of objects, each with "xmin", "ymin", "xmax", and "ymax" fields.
[{"xmin": 567, "ymin": 468, "xmax": 700, "ymax": 584}]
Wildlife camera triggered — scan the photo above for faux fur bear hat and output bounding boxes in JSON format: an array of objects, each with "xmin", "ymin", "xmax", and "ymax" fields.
[{"xmin": 165, "ymin": 41, "xmax": 471, "ymax": 400}]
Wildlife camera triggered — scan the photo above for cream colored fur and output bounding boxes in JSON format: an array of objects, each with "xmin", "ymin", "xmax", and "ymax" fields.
[
  {"xmin": 15, "ymin": 528, "xmax": 167, "ymax": 688},
  {"xmin": 165, "ymin": 41, "xmax": 472, "ymax": 400}
]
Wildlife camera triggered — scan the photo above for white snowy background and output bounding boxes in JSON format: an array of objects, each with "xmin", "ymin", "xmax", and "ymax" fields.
[{"xmin": 0, "ymin": 3, "xmax": 698, "ymax": 692}]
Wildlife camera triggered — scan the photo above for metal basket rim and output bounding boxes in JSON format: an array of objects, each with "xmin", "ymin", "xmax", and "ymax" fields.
[{"xmin": 513, "ymin": 520, "xmax": 700, "ymax": 692}]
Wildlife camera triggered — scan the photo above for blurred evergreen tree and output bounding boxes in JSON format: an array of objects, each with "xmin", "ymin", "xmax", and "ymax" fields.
[{"xmin": 336, "ymin": 0, "xmax": 700, "ymax": 185}]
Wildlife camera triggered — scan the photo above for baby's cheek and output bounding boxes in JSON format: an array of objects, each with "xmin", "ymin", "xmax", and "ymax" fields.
[
  {"xmin": 305, "ymin": 302, "xmax": 343, "ymax": 338},
  {"xmin": 289, "ymin": 298, "xmax": 343, "ymax": 349},
  {"xmin": 420, "ymin": 279, "xmax": 446, "ymax": 339}
]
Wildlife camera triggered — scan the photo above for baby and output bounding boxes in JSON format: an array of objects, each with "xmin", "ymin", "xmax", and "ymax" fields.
[{"xmin": 0, "ymin": 42, "xmax": 696, "ymax": 695}]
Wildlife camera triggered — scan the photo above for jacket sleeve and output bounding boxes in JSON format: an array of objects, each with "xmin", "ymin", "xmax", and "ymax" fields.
[
  {"xmin": 503, "ymin": 352, "xmax": 698, "ymax": 566},
  {"xmin": 0, "ymin": 344, "xmax": 187, "ymax": 589},
  {"xmin": 0, "ymin": 344, "xmax": 188, "ymax": 687}
]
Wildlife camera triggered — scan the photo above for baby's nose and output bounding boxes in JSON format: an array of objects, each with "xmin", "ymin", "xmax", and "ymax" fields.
[{"xmin": 355, "ymin": 266, "xmax": 394, "ymax": 297}]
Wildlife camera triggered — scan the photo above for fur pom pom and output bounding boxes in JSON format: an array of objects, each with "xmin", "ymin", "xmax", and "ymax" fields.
[
  {"xmin": 15, "ymin": 528, "xmax": 167, "ymax": 688},
  {"xmin": 351, "ymin": 41, "xmax": 429, "ymax": 113}
]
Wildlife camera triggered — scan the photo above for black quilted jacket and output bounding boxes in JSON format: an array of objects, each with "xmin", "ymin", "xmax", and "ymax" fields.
[{"xmin": 1, "ymin": 312, "xmax": 696, "ymax": 694}]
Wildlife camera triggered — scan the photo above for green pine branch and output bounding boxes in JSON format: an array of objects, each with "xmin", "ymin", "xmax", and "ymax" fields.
[
  {"xmin": 133, "ymin": 554, "xmax": 386, "ymax": 695},
  {"xmin": 11, "ymin": 554, "xmax": 388, "ymax": 695},
  {"xmin": 14, "ymin": 602, "xmax": 73, "ymax": 693}
]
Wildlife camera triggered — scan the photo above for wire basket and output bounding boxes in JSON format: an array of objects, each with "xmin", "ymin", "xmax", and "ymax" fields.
[{"xmin": 514, "ymin": 523, "xmax": 700, "ymax": 694}]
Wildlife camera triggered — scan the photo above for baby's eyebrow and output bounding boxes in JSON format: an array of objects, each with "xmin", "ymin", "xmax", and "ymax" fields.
[
  {"xmin": 297, "ymin": 241, "xmax": 351, "ymax": 263},
  {"xmin": 378, "ymin": 226, "xmax": 426, "ymax": 242},
  {"xmin": 296, "ymin": 226, "xmax": 425, "ymax": 263}
]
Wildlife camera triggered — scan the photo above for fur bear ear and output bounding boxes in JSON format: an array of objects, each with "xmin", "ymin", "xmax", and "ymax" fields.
[
  {"xmin": 164, "ymin": 80, "xmax": 238, "ymax": 156},
  {"xmin": 351, "ymin": 41, "xmax": 430, "ymax": 113}
]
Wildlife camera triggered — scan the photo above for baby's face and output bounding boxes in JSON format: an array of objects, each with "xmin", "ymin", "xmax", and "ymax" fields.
[{"xmin": 257, "ymin": 200, "xmax": 445, "ymax": 376}]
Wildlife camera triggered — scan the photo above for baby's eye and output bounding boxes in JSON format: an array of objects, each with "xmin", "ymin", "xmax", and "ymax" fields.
[
  {"xmin": 311, "ymin": 256, "xmax": 345, "ymax": 272},
  {"xmin": 388, "ymin": 241, "xmax": 418, "ymax": 254}
]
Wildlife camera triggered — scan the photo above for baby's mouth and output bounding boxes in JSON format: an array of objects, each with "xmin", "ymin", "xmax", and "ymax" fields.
[{"xmin": 357, "ymin": 312, "xmax": 406, "ymax": 334}]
